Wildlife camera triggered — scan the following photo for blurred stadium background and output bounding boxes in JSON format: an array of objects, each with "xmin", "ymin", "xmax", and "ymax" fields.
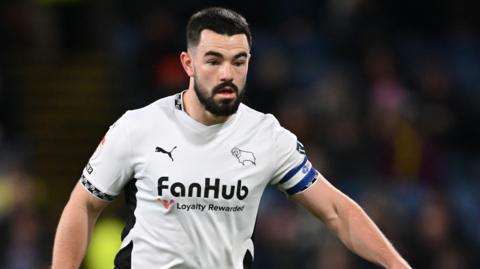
[{"xmin": 0, "ymin": 0, "xmax": 479, "ymax": 268}]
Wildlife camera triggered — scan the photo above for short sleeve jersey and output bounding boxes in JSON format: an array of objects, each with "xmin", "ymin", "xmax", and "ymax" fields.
[{"xmin": 80, "ymin": 92, "xmax": 319, "ymax": 269}]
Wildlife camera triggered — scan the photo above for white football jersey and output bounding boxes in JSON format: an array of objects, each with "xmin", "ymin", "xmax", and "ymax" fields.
[{"xmin": 80, "ymin": 92, "xmax": 319, "ymax": 269}]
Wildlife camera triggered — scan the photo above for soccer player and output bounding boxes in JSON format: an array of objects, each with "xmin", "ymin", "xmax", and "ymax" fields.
[{"xmin": 52, "ymin": 7, "xmax": 411, "ymax": 269}]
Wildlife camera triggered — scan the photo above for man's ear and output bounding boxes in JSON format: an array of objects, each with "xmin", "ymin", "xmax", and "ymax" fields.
[{"xmin": 180, "ymin": 51, "xmax": 194, "ymax": 77}]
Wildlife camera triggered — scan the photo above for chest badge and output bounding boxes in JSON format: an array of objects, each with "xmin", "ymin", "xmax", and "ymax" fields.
[
  {"xmin": 231, "ymin": 147, "xmax": 256, "ymax": 166},
  {"xmin": 155, "ymin": 146, "xmax": 177, "ymax": 161}
]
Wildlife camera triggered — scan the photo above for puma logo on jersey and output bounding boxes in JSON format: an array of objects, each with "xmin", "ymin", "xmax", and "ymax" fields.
[
  {"xmin": 155, "ymin": 146, "xmax": 177, "ymax": 161},
  {"xmin": 231, "ymin": 147, "xmax": 256, "ymax": 166}
]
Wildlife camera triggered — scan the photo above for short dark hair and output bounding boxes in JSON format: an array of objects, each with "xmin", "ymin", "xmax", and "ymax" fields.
[{"xmin": 186, "ymin": 7, "xmax": 252, "ymax": 49}]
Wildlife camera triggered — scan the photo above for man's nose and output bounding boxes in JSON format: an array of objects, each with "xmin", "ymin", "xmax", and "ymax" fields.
[{"xmin": 219, "ymin": 64, "xmax": 234, "ymax": 81}]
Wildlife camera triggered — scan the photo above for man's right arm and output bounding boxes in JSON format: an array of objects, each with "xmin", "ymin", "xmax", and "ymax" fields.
[{"xmin": 52, "ymin": 181, "xmax": 110, "ymax": 269}]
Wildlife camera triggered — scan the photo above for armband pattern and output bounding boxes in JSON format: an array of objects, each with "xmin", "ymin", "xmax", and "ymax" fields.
[{"xmin": 80, "ymin": 174, "xmax": 116, "ymax": 201}]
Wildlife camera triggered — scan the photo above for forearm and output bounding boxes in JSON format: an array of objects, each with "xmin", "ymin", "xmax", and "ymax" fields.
[
  {"xmin": 52, "ymin": 200, "xmax": 99, "ymax": 269},
  {"xmin": 328, "ymin": 197, "xmax": 410, "ymax": 269}
]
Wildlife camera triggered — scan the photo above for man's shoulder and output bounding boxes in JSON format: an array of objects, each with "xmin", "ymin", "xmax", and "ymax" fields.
[
  {"xmin": 237, "ymin": 103, "xmax": 293, "ymax": 146},
  {"xmin": 238, "ymin": 103, "xmax": 279, "ymax": 127},
  {"xmin": 124, "ymin": 95, "xmax": 175, "ymax": 121},
  {"xmin": 239, "ymin": 104, "xmax": 295, "ymax": 142},
  {"xmin": 111, "ymin": 95, "xmax": 176, "ymax": 139}
]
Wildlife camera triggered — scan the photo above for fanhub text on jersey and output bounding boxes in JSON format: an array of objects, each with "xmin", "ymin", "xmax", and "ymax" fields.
[{"xmin": 157, "ymin": 176, "xmax": 249, "ymax": 200}]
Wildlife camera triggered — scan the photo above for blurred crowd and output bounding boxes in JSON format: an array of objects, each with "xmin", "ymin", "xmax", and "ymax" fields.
[{"xmin": 1, "ymin": 0, "xmax": 479, "ymax": 268}]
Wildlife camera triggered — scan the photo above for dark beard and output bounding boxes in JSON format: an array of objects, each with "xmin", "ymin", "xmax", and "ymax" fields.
[{"xmin": 194, "ymin": 79, "xmax": 245, "ymax": 116}]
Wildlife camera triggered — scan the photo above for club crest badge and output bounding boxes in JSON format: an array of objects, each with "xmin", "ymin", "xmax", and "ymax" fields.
[{"xmin": 231, "ymin": 147, "xmax": 256, "ymax": 166}]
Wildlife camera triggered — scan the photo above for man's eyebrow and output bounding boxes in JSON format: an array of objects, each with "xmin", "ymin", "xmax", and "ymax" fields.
[
  {"xmin": 203, "ymin": 51, "xmax": 249, "ymax": 59},
  {"xmin": 233, "ymin": 52, "xmax": 248, "ymax": 59},
  {"xmin": 204, "ymin": 51, "xmax": 223, "ymax": 58}
]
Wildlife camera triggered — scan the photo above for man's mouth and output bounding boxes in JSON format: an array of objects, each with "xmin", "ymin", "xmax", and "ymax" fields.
[{"xmin": 216, "ymin": 87, "xmax": 236, "ymax": 98}]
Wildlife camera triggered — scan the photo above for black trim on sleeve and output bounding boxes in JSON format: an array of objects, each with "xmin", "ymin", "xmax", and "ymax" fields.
[{"xmin": 80, "ymin": 175, "xmax": 116, "ymax": 201}]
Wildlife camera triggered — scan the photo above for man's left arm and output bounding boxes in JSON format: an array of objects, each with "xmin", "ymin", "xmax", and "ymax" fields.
[{"xmin": 291, "ymin": 173, "xmax": 411, "ymax": 269}]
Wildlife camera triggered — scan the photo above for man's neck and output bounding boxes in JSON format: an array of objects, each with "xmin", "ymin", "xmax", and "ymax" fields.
[{"xmin": 183, "ymin": 89, "xmax": 230, "ymax": 126}]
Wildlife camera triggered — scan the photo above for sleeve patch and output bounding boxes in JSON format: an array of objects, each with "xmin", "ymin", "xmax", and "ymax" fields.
[
  {"xmin": 296, "ymin": 140, "xmax": 306, "ymax": 155},
  {"xmin": 85, "ymin": 163, "xmax": 94, "ymax": 174}
]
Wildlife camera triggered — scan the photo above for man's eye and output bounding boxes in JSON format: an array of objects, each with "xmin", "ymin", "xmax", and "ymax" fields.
[
  {"xmin": 207, "ymin": 60, "xmax": 219, "ymax": 65},
  {"xmin": 234, "ymin": 61, "xmax": 245, "ymax": 67}
]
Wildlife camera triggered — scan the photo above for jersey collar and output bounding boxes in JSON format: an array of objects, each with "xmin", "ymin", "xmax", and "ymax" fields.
[{"xmin": 173, "ymin": 91, "xmax": 241, "ymax": 136}]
